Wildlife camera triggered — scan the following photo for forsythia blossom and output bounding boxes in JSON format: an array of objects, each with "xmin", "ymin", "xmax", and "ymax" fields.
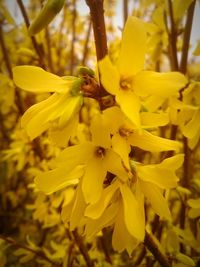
[
  {"xmin": 99, "ymin": 16, "xmax": 187, "ymax": 127},
  {"xmin": 13, "ymin": 66, "xmax": 83, "ymax": 146},
  {"xmin": 13, "ymin": 15, "xmax": 187, "ymax": 255}
]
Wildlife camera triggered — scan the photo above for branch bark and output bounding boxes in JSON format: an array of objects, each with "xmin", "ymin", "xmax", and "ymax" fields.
[
  {"xmin": 0, "ymin": 22, "xmax": 24, "ymax": 115},
  {"xmin": 16, "ymin": 0, "xmax": 46, "ymax": 69},
  {"xmin": 144, "ymin": 231, "xmax": 172, "ymax": 267},
  {"xmin": 72, "ymin": 229, "xmax": 94, "ymax": 267},
  {"xmin": 0, "ymin": 234, "xmax": 60, "ymax": 266},
  {"xmin": 85, "ymin": 0, "xmax": 107, "ymax": 61}
]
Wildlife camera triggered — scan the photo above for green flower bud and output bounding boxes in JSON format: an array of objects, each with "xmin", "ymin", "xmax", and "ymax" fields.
[
  {"xmin": 70, "ymin": 78, "xmax": 84, "ymax": 96},
  {"xmin": 77, "ymin": 66, "xmax": 95, "ymax": 77},
  {"xmin": 28, "ymin": 0, "xmax": 65, "ymax": 35}
]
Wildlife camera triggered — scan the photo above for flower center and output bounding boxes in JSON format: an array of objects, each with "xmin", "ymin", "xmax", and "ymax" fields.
[
  {"xmin": 120, "ymin": 76, "xmax": 132, "ymax": 91},
  {"xmin": 119, "ymin": 126, "xmax": 133, "ymax": 138},
  {"xmin": 95, "ymin": 147, "xmax": 106, "ymax": 158}
]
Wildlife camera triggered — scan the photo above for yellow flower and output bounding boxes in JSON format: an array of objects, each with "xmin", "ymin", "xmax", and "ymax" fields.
[
  {"xmin": 99, "ymin": 16, "xmax": 187, "ymax": 127},
  {"xmin": 95, "ymin": 106, "xmax": 181, "ymax": 168},
  {"xmin": 84, "ymin": 154, "xmax": 184, "ymax": 254},
  {"xmin": 84, "ymin": 180, "xmax": 144, "ymax": 255},
  {"xmin": 136, "ymin": 154, "xmax": 184, "ymax": 219},
  {"xmin": 180, "ymin": 82, "xmax": 200, "ymax": 149},
  {"xmin": 188, "ymin": 198, "xmax": 200, "ymax": 219},
  {"xmin": 35, "ymin": 142, "xmax": 128, "ymax": 204},
  {"xmin": 13, "ymin": 66, "xmax": 83, "ymax": 146}
]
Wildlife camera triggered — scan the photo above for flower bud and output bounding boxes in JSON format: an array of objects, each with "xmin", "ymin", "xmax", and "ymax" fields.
[
  {"xmin": 28, "ymin": 0, "xmax": 65, "ymax": 35},
  {"xmin": 77, "ymin": 66, "xmax": 95, "ymax": 77},
  {"xmin": 70, "ymin": 78, "xmax": 84, "ymax": 96}
]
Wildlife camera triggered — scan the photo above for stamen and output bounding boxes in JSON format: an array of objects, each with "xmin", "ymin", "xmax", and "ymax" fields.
[
  {"xmin": 95, "ymin": 147, "xmax": 106, "ymax": 158},
  {"xmin": 119, "ymin": 126, "xmax": 133, "ymax": 137},
  {"xmin": 120, "ymin": 76, "xmax": 132, "ymax": 91}
]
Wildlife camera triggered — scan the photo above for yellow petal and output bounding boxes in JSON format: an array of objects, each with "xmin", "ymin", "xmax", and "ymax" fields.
[
  {"xmin": 112, "ymin": 133, "xmax": 131, "ymax": 169},
  {"xmin": 82, "ymin": 158, "xmax": 107, "ymax": 204},
  {"xmin": 21, "ymin": 93, "xmax": 56, "ymax": 128},
  {"xmin": 90, "ymin": 112, "xmax": 111, "ymax": 148},
  {"xmin": 144, "ymin": 95, "xmax": 165, "ymax": 112},
  {"xmin": 35, "ymin": 165, "xmax": 83, "ymax": 194},
  {"xmin": 85, "ymin": 203, "xmax": 118, "ymax": 239},
  {"xmin": 21, "ymin": 93, "xmax": 58, "ymax": 139},
  {"xmin": 103, "ymin": 106, "xmax": 124, "ymax": 133},
  {"xmin": 21, "ymin": 93, "xmax": 69, "ymax": 139},
  {"xmin": 70, "ymin": 182, "xmax": 87, "ymax": 230},
  {"xmin": 116, "ymin": 90, "xmax": 141, "ymax": 127},
  {"xmin": 134, "ymin": 71, "xmax": 187, "ymax": 97},
  {"xmin": 58, "ymin": 95, "xmax": 82, "ymax": 129},
  {"xmin": 104, "ymin": 149, "xmax": 129, "ymax": 182},
  {"xmin": 120, "ymin": 184, "xmax": 145, "ymax": 241},
  {"xmin": 188, "ymin": 208, "xmax": 200, "ymax": 219},
  {"xmin": 188, "ymin": 198, "xmax": 200, "ymax": 208},
  {"xmin": 188, "ymin": 131, "xmax": 200, "ymax": 149},
  {"xmin": 141, "ymin": 112, "xmax": 169, "ymax": 127},
  {"xmin": 138, "ymin": 165, "xmax": 178, "ymax": 189},
  {"xmin": 118, "ymin": 16, "xmax": 146, "ymax": 76},
  {"xmin": 50, "ymin": 114, "xmax": 78, "ymax": 147},
  {"xmin": 182, "ymin": 109, "xmax": 200, "ymax": 139},
  {"xmin": 160, "ymin": 154, "xmax": 184, "ymax": 170},
  {"xmin": 138, "ymin": 154, "xmax": 184, "ymax": 189},
  {"xmin": 99, "ymin": 56, "xmax": 120, "ymax": 95},
  {"xmin": 139, "ymin": 180, "xmax": 171, "ymax": 219},
  {"xmin": 128, "ymin": 129, "xmax": 181, "ymax": 152},
  {"xmin": 85, "ymin": 181, "xmax": 119, "ymax": 219},
  {"xmin": 112, "ymin": 202, "xmax": 139, "ymax": 255},
  {"xmin": 56, "ymin": 142, "xmax": 94, "ymax": 168},
  {"xmin": 13, "ymin": 66, "xmax": 74, "ymax": 93}
]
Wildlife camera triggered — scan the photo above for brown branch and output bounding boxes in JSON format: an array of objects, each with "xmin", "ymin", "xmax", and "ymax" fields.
[
  {"xmin": 85, "ymin": 0, "xmax": 108, "ymax": 105},
  {"xmin": 0, "ymin": 14, "xmax": 44, "ymax": 160},
  {"xmin": 144, "ymin": 231, "xmax": 172, "ymax": 267},
  {"xmin": 100, "ymin": 230, "xmax": 112, "ymax": 264},
  {"xmin": 167, "ymin": 0, "xmax": 179, "ymax": 70},
  {"xmin": 0, "ymin": 22, "xmax": 24, "ymax": 115},
  {"xmin": 70, "ymin": 0, "xmax": 77, "ymax": 75},
  {"xmin": 82, "ymin": 19, "xmax": 92, "ymax": 65},
  {"xmin": 85, "ymin": 0, "xmax": 107, "ymax": 62},
  {"xmin": 133, "ymin": 245, "xmax": 146, "ymax": 266},
  {"xmin": 0, "ymin": 234, "xmax": 60, "ymax": 266},
  {"xmin": 72, "ymin": 229, "xmax": 94, "ymax": 267},
  {"xmin": 56, "ymin": 4, "xmax": 69, "ymax": 75},
  {"xmin": 123, "ymin": 0, "xmax": 128, "ymax": 26},
  {"xmin": 45, "ymin": 27, "xmax": 54, "ymax": 72},
  {"xmin": 180, "ymin": 0, "xmax": 196, "ymax": 74},
  {"xmin": 16, "ymin": 0, "xmax": 46, "ymax": 69},
  {"xmin": 179, "ymin": 137, "xmax": 192, "ymax": 253},
  {"xmin": 0, "ymin": 112, "xmax": 10, "ymax": 145},
  {"xmin": 0, "ymin": 24, "xmax": 12, "ymax": 78},
  {"xmin": 167, "ymin": 1, "xmax": 196, "ymax": 253}
]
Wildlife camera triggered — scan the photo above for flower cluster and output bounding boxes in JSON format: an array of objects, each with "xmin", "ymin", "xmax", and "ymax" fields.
[{"xmin": 13, "ymin": 16, "xmax": 187, "ymax": 255}]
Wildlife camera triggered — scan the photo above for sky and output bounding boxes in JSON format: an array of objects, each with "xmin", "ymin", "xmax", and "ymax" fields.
[{"xmin": 5, "ymin": 0, "xmax": 200, "ymax": 53}]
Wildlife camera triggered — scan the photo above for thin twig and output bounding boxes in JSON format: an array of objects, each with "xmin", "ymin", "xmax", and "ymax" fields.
[
  {"xmin": 85, "ymin": 0, "xmax": 107, "ymax": 62},
  {"xmin": 179, "ymin": 0, "xmax": 196, "ymax": 74},
  {"xmin": 85, "ymin": 0, "xmax": 108, "ymax": 106},
  {"xmin": 167, "ymin": 0, "xmax": 179, "ymax": 70},
  {"xmin": 45, "ymin": 27, "xmax": 54, "ymax": 72},
  {"xmin": 72, "ymin": 229, "xmax": 94, "ymax": 267},
  {"xmin": 0, "ymin": 22, "xmax": 24, "ymax": 115},
  {"xmin": 16, "ymin": 0, "xmax": 45, "ymax": 69},
  {"xmin": 82, "ymin": 18, "xmax": 92, "ymax": 65},
  {"xmin": 144, "ymin": 231, "xmax": 172, "ymax": 267},
  {"xmin": 167, "ymin": 1, "xmax": 196, "ymax": 253},
  {"xmin": 0, "ymin": 234, "xmax": 60, "ymax": 266},
  {"xmin": 70, "ymin": 0, "xmax": 77, "ymax": 75},
  {"xmin": 123, "ymin": 0, "xmax": 128, "ymax": 26}
]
